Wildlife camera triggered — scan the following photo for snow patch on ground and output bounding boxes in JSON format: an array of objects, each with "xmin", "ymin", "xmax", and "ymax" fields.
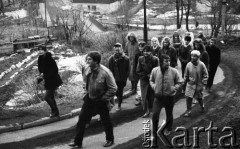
[{"xmin": 5, "ymin": 9, "xmax": 27, "ymax": 19}]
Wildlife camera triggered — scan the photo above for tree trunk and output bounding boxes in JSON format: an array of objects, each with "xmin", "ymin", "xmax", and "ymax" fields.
[
  {"xmin": 185, "ymin": 0, "xmax": 191, "ymax": 31},
  {"xmin": 0, "ymin": 0, "xmax": 4, "ymax": 14},
  {"xmin": 176, "ymin": 0, "xmax": 180, "ymax": 29}
]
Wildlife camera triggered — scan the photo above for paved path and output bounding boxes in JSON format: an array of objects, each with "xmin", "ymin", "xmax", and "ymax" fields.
[{"xmin": 0, "ymin": 63, "xmax": 224, "ymax": 148}]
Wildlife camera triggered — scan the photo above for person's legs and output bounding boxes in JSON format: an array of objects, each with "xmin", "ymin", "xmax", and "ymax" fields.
[
  {"xmin": 164, "ymin": 96, "xmax": 174, "ymax": 132},
  {"xmin": 74, "ymin": 100, "xmax": 93, "ymax": 147},
  {"xmin": 184, "ymin": 97, "xmax": 193, "ymax": 117},
  {"xmin": 97, "ymin": 100, "xmax": 114, "ymax": 143},
  {"xmin": 152, "ymin": 97, "xmax": 163, "ymax": 146},
  {"xmin": 196, "ymin": 98, "xmax": 204, "ymax": 112},
  {"xmin": 44, "ymin": 90, "xmax": 59, "ymax": 116},
  {"xmin": 207, "ymin": 66, "xmax": 218, "ymax": 91},
  {"xmin": 116, "ymin": 81, "xmax": 126, "ymax": 110}
]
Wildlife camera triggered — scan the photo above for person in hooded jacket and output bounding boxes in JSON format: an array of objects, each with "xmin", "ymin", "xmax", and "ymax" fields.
[{"xmin": 124, "ymin": 32, "xmax": 140, "ymax": 93}]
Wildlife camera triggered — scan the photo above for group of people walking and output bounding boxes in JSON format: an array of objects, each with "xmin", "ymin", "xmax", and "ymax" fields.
[{"xmin": 37, "ymin": 30, "xmax": 221, "ymax": 148}]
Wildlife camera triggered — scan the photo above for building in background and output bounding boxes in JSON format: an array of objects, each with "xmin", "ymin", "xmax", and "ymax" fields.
[{"xmin": 72, "ymin": 0, "xmax": 124, "ymax": 14}]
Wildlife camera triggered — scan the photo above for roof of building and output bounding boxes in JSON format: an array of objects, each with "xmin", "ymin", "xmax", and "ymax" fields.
[{"xmin": 72, "ymin": 0, "xmax": 119, "ymax": 4}]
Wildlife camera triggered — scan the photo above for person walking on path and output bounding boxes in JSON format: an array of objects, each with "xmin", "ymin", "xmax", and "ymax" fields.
[
  {"xmin": 206, "ymin": 38, "xmax": 221, "ymax": 92},
  {"xmin": 150, "ymin": 37, "xmax": 161, "ymax": 57},
  {"xmin": 108, "ymin": 43, "xmax": 130, "ymax": 111},
  {"xmin": 37, "ymin": 51, "xmax": 62, "ymax": 118},
  {"xmin": 124, "ymin": 32, "xmax": 139, "ymax": 93},
  {"xmin": 179, "ymin": 36, "xmax": 192, "ymax": 79},
  {"xmin": 159, "ymin": 36, "xmax": 178, "ymax": 68},
  {"xmin": 135, "ymin": 41, "xmax": 146, "ymax": 106},
  {"xmin": 193, "ymin": 38, "xmax": 209, "ymax": 70},
  {"xmin": 149, "ymin": 54, "xmax": 181, "ymax": 147},
  {"xmin": 69, "ymin": 51, "xmax": 117, "ymax": 148},
  {"xmin": 136, "ymin": 45, "xmax": 159, "ymax": 118},
  {"xmin": 183, "ymin": 50, "xmax": 209, "ymax": 117}
]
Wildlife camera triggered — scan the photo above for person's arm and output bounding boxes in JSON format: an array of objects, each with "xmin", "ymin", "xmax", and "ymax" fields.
[
  {"xmin": 126, "ymin": 57, "xmax": 130, "ymax": 77},
  {"xmin": 149, "ymin": 68, "xmax": 156, "ymax": 90},
  {"xmin": 101, "ymin": 71, "xmax": 118, "ymax": 101},
  {"xmin": 202, "ymin": 63, "xmax": 209, "ymax": 85},
  {"xmin": 174, "ymin": 70, "xmax": 182, "ymax": 91},
  {"xmin": 136, "ymin": 58, "xmax": 145, "ymax": 78}
]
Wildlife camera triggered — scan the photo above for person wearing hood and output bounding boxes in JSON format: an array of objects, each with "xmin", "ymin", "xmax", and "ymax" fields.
[
  {"xmin": 193, "ymin": 38, "xmax": 209, "ymax": 70},
  {"xmin": 171, "ymin": 31, "xmax": 182, "ymax": 57},
  {"xmin": 150, "ymin": 37, "xmax": 161, "ymax": 57},
  {"xmin": 206, "ymin": 38, "xmax": 221, "ymax": 93},
  {"xmin": 108, "ymin": 43, "xmax": 130, "ymax": 111},
  {"xmin": 136, "ymin": 45, "xmax": 159, "ymax": 118},
  {"xmin": 124, "ymin": 32, "xmax": 140, "ymax": 93},
  {"xmin": 183, "ymin": 50, "xmax": 208, "ymax": 117},
  {"xmin": 182, "ymin": 31, "xmax": 194, "ymax": 48},
  {"xmin": 159, "ymin": 36, "xmax": 178, "ymax": 68}
]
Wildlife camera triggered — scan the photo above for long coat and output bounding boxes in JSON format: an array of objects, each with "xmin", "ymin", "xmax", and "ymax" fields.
[
  {"xmin": 124, "ymin": 42, "xmax": 139, "ymax": 81},
  {"xmin": 136, "ymin": 55, "xmax": 159, "ymax": 111},
  {"xmin": 39, "ymin": 53, "xmax": 62, "ymax": 90},
  {"xmin": 184, "ymin": 61, "xmax": 208, "ymax": 98}
]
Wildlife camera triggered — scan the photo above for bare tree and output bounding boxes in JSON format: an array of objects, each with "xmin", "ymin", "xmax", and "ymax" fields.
[
  {"xmin": 0, "ymin": 0, "xmax": 4, "ymax": 15},
  {"xmin": 176, "ymin": 0, "xmax": 184, "ymax": 29},
  {"xmin": 58, "ymin": 9, "xmax": 92, "ymax": 51},
  {"xmin": 184, "ymin": 0, "xmax": 191, "ymax": 31}
]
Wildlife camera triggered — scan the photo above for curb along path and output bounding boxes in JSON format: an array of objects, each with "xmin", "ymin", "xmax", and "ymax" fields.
[{"xmin": 0, "ymin": 90, "xmax": 134, "ymax": 134}]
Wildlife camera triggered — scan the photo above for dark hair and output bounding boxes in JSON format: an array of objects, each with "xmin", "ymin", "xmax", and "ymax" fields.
[
  {"xmin": 87, "ymin": 51, "xmax": 101, "ymax": 64},
  {"xmin": 139, "ymin": 41, "xmax": 146, "ymax": 47},
  {"xmin": 143, "ymin": 45, "xmax": 152, "ymax": 52},
  {"xmin": 159, "ymin": 54, "xmax": 170, "ymax": 64},
  {"xmin": 184, "ymin": 36, "xmax": 191, "ymax": 42},
  {"xmin": 40, "ymin": 46, "xmax": 47, "ymax": 52}
]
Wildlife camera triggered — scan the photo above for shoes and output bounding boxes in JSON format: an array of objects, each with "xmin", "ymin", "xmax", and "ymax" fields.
[
  {"xmin": 116, "ymin": 107, "xmax": 121, "ymax": 111},
  {"xmin": 49, "ymin": 113, "xmax": 59, "ymax": 118},
  {"xmin": 103, "ymin": 140, "xmax": 114, "ymax": 147},
  {"xmin": 141, "ymin": 112, "xmax": 150, "ymax": 118},
  {"xmin": 69, "ymin": 142, "xmax": 82, "ymax": 148},
  {"xmin": 184, "ymin": 111, "xmax": 191, "ymax": 117}
]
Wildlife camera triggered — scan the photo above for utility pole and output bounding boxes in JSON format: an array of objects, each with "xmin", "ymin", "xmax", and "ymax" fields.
[
  {"xmin": 143, "ymin": 0, "xmax": 148, "ymax": 43},
  {"xmin": 221, "ymin": 0, "xmax": 227, "ymax": 36}
]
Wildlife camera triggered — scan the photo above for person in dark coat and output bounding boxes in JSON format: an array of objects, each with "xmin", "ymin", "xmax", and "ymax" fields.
[
  {"xmin": 179, "ymin": 36, "xmax": 192, "ymax": 79},
  {"xmin": 193, "ymin": 38, "xmax": 209, "ymax": 70},
  {"xmin": 135, "ymin": 41, "xmax": 146, "ymax": 106},
  {"xmin": 136, "ymin": 45, "xmax": 159, "ymax": 118},
  {"xmin": 37, "ymin": 46, "xmax": 47, "ymax": 75},
  {"xmin": 206, "ymin": 38, "xmax": 221, "ymax": 92},
  {"xmin": 171, "ymin": 31, "xmax": 182, "ymax": 57},
  {"xmin": 159, "ymin": 36, "xmax": 178, "ymax": 68},
  {"xmin": 38, "ymin": 51, "xmax": 62, "ymax": 118},
  {"xmin": 197, "ymin": 31, "xmax": 207, "ymax": 45},
  {"xmin": 108, "ymin": 43, "xmax": 130, "ymax": 110}
]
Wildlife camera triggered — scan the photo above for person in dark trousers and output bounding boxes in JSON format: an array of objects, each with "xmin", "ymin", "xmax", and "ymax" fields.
[
  {"xmin": 159, "ymin": 36, "xmax": 178, "ymax": 68},
  {"xmin": 193, "ymin": 38, "xmax": 209, "ymax": 70},
  {"xmin": 108, "ymin": 43, "xmax": 130, "ymax": 111},
  {"xmin": 179, "ymin": 36, "xmax": 192, "ymax": 79},
  {"xmin": 183, "ymin": 50, "xmax": 208, "ymax": 117},
  {"xmin": 149, "ymin": 54, "xmax": 181, "ymax": 147},
  {"xmin": 37, "ymin": 51, "xmax": 62, "ymax": 118},
  {"xmin": 69, "ymin": 51, "xmax": 117, "ymax": 148},
  {"xmin": 135, "ymin": 41, "xmax": 146, "ymax": 106},
  {"xmin": 206, "ymin": 38, "xmax": 221, "ymax": 92},
  {"xmin": 124, "ymin": 32, "xmax": 139, "ymax": 93},
  {"xmin": 136, "ymin": 45, "xmax": 159, "ymax": 118}
]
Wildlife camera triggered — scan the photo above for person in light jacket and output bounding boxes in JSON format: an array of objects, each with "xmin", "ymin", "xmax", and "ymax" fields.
[
  {"xmin": 183, "ymin": 50, "xmax": 209, "ymax": 117},
  {"xmin": 149, "ymin": 54, "xmax": 181, "ymax": 147}
]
